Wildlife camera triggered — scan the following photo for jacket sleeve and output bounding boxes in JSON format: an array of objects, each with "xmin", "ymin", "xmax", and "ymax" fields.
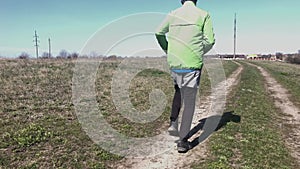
[
  {"xmin": 202, "ymin": 14, "xmax": 215, "ymax": 54},
  {"xmin": 155, "ymin": 14, "xmax": 170, "ymax": 53}
]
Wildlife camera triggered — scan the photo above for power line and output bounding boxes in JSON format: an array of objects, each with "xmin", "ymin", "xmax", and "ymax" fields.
[
  {"xmin": 48, "ymin": 38, "xmax": 51, "ymax": 58},
  {"xmin": 233, "ymin": 13, "xmax": 237, "ymax": 59},
  {"xmin": 33, "ymin": 30, "xmax": 40, "ymax": 59}
]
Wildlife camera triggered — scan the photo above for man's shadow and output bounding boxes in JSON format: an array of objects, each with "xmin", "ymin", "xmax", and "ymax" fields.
[{"xmin": 186, "ymin": 111, "xmax": 241, "ymax": 149}]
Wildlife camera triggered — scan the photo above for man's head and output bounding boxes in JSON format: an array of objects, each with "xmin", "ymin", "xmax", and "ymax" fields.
[{"xmin": 181, "ymin": 0, "xmax": 197, "ymax": 5}]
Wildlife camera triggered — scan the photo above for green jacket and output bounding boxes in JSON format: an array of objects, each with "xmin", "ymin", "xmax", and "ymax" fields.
[{"xmin": 156, "ymin": 1, "xmax": 215, "ymax": 69}]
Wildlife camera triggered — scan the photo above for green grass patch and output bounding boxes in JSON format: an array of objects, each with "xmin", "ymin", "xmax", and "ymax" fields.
[
  {"xmin": 223, "ymin": 60, "xmax": 240, "ymax": 77},
  {"xmin": 0, "ymin": 58, "xmax": 242, "ymax": 168},
  {"xmin": 0, "ymin": 59, "xmax": 121, "ymax": 168},
  {"xmin": 13, "ymin": 123, "xmax": 54, "ymax": 147},
  {"xmin": 249, "ymin": 61, "xmax": 300, "ymax": 108},
  {"xmin": 199, "ymin": 60, "xmax": 239, "ymax": 98},
  {"xmin": 192, "ymin": 61, "xmax": 298, "ymax": 169},
  {"xmin": 95, "ymin": 60, "xmax": 173, "ymax": 138}
]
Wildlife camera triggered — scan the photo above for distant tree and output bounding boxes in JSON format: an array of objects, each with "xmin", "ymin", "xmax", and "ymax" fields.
[
  {"xmin": 295, "ymin": 54, "xmax": 300, "ymax": 64},
  {"xmin": 286, "ymin": 54, "xmax": 300, "ymax": 64},
  {"xmin": 89, "ymin": 51, "xmax": 99, "ymax": 58},
  {"xmin": 41, "ymin": 52, "xmax": 51, "ymax": 59},
  {"xmin": 107, "ymin": 55, "xmax": 117, "ymax": 60},
  {"xmin": 79, "ymin": 55, "xmax": 89, "ymax": 58},
  {"xmin": 68, "ymin": 52, "xmax": 79, "ymax": 59},
  {"xmin": 275, "ymin": 52, "xmax": 283, "ymax": 60},
  {"xmin": 57, "ymin": 49, "xmax": 69, "ymax": 58},
  {"xmin": 18, "ymin": 52, "xmax": 30, "ymax": 59},
  {"xmin": 285, "ymin": 55, "xmax": 294, "ymax": 63}
]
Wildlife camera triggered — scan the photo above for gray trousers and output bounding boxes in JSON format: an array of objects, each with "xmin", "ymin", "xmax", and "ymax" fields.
[
  {"xmin": 179, "ymin": 87, "xmax": 198, "ymax": 140},
  {"xmin": 171, "ymin": 70, "xmax": 201, "ymax": 140}
]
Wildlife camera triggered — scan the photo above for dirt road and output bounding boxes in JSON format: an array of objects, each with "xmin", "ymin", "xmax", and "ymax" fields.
[
  {"xmin": 112, "ymin": 62, "xmax": 243, "ymax": 169},
  {"xmin": 247, "ymin": 62, "xmax": 300, "ymax": 164}
]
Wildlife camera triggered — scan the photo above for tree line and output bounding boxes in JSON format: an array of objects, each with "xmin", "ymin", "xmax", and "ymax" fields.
[
  {"xmin": 18, "ymin": 50, "xmax": 79, "ymax": 59},
  {"xmin": 284, "ymin": 54, "xmax": 300, "ymax": 64},
  {"xmin": 15, "ymin": 51, "xmax": 300, "ymax": 65}
]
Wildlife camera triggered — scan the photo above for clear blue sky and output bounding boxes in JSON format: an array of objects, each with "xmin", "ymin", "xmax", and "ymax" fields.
[{"xmin": 1, "ymin": 0, "xmax": 300, "ymax": 57}]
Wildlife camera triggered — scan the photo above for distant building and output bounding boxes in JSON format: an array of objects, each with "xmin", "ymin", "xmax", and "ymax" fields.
[
  {"xmin": 219, "ymin": 54, "xmax": 246, "ymax": 59},
  {"xmin": 246, "ymin": 54, "xmax": 258, "ymax": 60},
  {"xmin": 298, "ymin": 50, "xmax": 300, "ymax": 54}
]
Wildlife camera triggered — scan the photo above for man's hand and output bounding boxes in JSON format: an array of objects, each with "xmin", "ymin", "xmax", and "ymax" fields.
[{"xmin": 155, "ymin": 34, "xmax": 168, "ymax": 54}]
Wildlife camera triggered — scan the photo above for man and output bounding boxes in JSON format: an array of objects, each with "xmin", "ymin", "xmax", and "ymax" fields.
[{"xmin": 155, "ymin": 0, "xmax": 215, "ymax": 153}]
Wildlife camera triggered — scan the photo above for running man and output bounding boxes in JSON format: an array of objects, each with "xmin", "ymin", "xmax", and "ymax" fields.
[{"xmin": 155, "ymin": 0, "xmax": 215, "ymax": 153}]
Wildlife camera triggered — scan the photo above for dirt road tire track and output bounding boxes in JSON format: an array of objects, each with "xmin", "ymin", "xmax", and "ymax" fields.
[{"xmin": 245, "ymin": 61, "xmax": 300, "ymax": 165}]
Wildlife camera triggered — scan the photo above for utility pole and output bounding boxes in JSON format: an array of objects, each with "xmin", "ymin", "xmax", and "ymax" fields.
[
  {"xmin": 233, "ymin": 13, "xmax": 237, "ymax": 59},
  {"xmin": 48, "ymin": 38, "xmax": 51, "ymax": 58},
  {"xmin": 33, "ymin": 30, "xmax": 40, "ymax": 59}
]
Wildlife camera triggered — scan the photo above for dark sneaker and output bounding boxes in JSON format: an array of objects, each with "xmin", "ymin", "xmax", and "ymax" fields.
[
  {"xmin": 177, "ymin": 140, "xmax": 191, "ymax": 153},
  {"xmin": 168, "ymin": 120, "xmax": 179, "ymax": 136}
]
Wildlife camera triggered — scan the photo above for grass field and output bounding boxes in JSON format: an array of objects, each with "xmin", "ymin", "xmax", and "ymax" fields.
[
  {"xmin": 192, "ymin": 61, "xmax": 299, "ymax": 169},
  {"xmin": 249, "ymin": 61, "xmax": 300, "ymax": 108},
  {"xmin": 0, "ymin": 59, "xmax": 298, "ymax": 168}
]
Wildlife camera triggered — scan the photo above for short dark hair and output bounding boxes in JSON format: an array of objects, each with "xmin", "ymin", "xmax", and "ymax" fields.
[{"xmin": 181, "ymin": 0, "xmax": 197, "ymax": 5}]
